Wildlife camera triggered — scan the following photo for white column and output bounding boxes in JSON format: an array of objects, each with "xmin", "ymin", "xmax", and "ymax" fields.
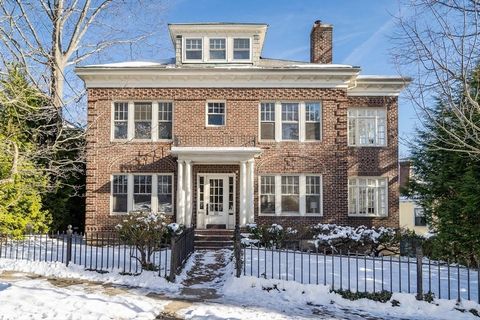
[
  {"xmin": 239, "ymin": 160, "xmax": 247, "ymax": 226},
  {"xmin": 247, "ymin": 159, "xmax": 255, "ymax": 223},
  {"xmin": 176, "ymin": 160, "xmax": 185, "ymax": 224},
  {"xmin": 184, "ymin": 160, "xmax": 192, "ymax": 227}
]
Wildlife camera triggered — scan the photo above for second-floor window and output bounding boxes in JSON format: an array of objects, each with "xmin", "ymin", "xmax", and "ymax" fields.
[
  {"xmin": 233, "ymin": 38, "xmax": 250, "ymax": 60},
  {"xmin": 134, "ymin": 102, "xmax": 152, "ymax": 139},
  {"xmin": 259, "ymin": 102, "xmax": 322, "ymax": 142},
  {"xmin": 158, "ymin": 102, "xmax": 173, "ymax": 140},
  {"xmin": 260, "ymin": 103, "xmax": 275, "ymax": 140},
  {"xmin": 185, "ymin": 38, "xmax": 203, "ymax": 60},
  {"xmin": 207, "ymin": 102, "xmax": 226, "ymax": 126},
  {"xmin": 112, "ymin": 101, "xmax": 173, "ymax": 142},
  {"xmin": 209, "ymin": 38, "xmax": 226, "ymax": 60},
  {"xmin": 348, "ymin": 108, "xmax": 387, "ymax": 146},
  {"xmin": 113, "ymin": 102, "xmax": 128, "ymax": 139}
]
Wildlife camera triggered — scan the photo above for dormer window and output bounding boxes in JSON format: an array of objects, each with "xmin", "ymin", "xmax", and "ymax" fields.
[
  {"xmin": 233, "ymin": 38, "xmax": 250, "ymax": 60},
  {"xmin": 209, "ymin": 38, "xmax": 226, "ymax": 60},
  {"xmin": 185, "ymin": 38, "xmax": 202, "ymax": 60}
]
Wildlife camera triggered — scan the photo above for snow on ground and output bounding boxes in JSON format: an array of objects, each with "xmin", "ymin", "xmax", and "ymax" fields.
[
  {"xmin": 243, "ymin": 247, "xmax": 479, "ymax": 301},
  {"xmin": 0, "ymin": 276, "xmax": 168, "ymax": 320},
  {"xmin": 0, "ymin": 258, "xmax": 179, "ymax": 293},
  {"xmin": 221, "ymin": 276, "xmax": 480, "ymax": 320}
]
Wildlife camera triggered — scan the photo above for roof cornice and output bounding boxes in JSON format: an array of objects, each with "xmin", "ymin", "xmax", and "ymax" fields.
[
  {"xmin": 347, "ymin": 76, "xmax": 411, "ymax": 96},
  {"xmin": 75, "ymin": 67, "xmax": 361, "ymax": 89}
]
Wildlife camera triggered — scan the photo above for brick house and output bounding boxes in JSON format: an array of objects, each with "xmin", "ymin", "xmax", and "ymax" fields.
[{"xmin": 76, "ymin": 21, "xmax": 409, "ymax": 235}]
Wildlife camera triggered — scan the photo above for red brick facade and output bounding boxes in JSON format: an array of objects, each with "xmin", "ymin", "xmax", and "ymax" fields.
[{"xmin": 85, "ymin": 87, "xmax": 399, "ymax": 232}]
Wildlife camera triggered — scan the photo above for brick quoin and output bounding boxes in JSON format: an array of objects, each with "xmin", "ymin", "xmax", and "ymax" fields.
[{"xmin": 85, "ymin": 87, "xmax": 399, "ymax": 232}]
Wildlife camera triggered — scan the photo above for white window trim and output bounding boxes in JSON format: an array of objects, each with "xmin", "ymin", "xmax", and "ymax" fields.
[
  {"xmin": 347, "ymin": 107, "xmax": 387, "ymax": 147},
  {"xmin": 110, "ymin": 100, "xmax": 174, "ymax": 142},
  {"xmin": 230, "ymin": 37, "xmax": 253, "ymax": 63},
  {"xmin": 110, "ymin": 173, "xmax": 174, "ymax": 215},
  {"xmin": 182, "ymin": 36, "xmax": 253, "ymax": 63},
  {"xmin": 205, "ymin": 100, "xmax": 227, "ymax": 127},
  {"xmin": 183, "ymin": 37, "xmax": 204, "ymax": 63},
  {"xmin": 347, "ymin": 176, "xmax": 388, "ymax": 217},
  {"xmin": 258, "ymin": 101, "xmax": 322, "ymax": 143},
  {"xmin": 207, "ymin": 37, "xmax": 228, "ymax": 62},
  {"xmin": 258, "ymin": 174, "xmax": 323, "ymax": 217}
]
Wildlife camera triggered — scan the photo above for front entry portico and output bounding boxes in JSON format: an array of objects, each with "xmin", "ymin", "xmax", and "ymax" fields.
[{"xmin": 171, "ymin": 147, "xmax": 262, "ymax": 229}]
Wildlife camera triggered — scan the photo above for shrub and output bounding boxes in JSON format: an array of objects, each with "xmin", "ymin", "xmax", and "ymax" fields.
[
  {"xmin": 245, "ymin": 223, "xmax": 299, "ymax": 248},
  {"xmin": 115, "ymin": 211, "xmax": 176, "ymax": 271}
]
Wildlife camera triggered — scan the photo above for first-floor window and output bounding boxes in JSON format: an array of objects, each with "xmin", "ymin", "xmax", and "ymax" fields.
[
  {"xmin": 259, "ymin": 174, "xmax": 322, "ymax": 215},
  {"xmin": 306, "ymin": 176, "xmax": 321, "ymax": 214},
  {"xmin": 158, "ymin": 175, "xmax": 173, "ymax": 214},
  {"xmin": 348, "ymin": 177, "xmax": 387, "ymax": 216},
  {"xmin": 260, "ymin": 176, "xmax": 276, "ymax": 214},
  {"xmin": 133, "ymin": 175, "xmax": 152, "ymax": 211},
  {"xmin": 281, "ymin": 176, "xmax": 299, "ymax": 213},
  {"xmin": 112, "ymin": 175, "xmax": 128, "ymax": 212},
  {"xmin": 414, "ymin": 208, "xmax": 426, "ymax": 226}
]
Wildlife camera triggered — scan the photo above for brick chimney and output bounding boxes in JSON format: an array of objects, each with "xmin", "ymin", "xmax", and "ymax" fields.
[{"xmin": 310, "ymin": 20, "xmax": 333, "ymax": 64}]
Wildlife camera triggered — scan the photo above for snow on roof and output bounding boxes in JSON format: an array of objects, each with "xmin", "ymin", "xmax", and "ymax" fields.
[{"xmin": 84, "ymin": 59, "xmax": 174, "ymax": 68}]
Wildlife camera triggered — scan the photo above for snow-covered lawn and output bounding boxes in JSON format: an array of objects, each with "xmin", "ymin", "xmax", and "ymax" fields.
[
  {"xmin": 243, "ymin": 247, "xmax": 480, "ymax": 302},
  {"xmin": 1, "ymin": 250, "xmax": 480, "ymax": 320},
  {"xmin": 0, "ymin": 235, "xmax": 171, "ymax": 276}
]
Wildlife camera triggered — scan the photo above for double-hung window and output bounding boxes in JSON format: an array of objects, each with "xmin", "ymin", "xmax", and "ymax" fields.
[
  {"xmin": 281, "ymin": 103, "xmax": 299, "ymax": 140},
  {"xmin": 158, "ymin": 175, "xmax": 173, "ymax": 214},
  {"xmin": 207, "ymin": 102, "xmax": 225, "ymax": 126},
  {"xmin": 348, "ymin": 108, "xmax": 387, "ymax": 146},
  {"xmin": 113, "ymin": 102, "xmax": 128, "ymax": 140},
  {"xmin": 348, "ymin": 177, "xmax": 387, "ymax": 217},
  {"xmin": 112, "ymin": 175, "xmax": 128, "ymax": 213},
  {"xmin": 260, "ymin": 176, "xmax": 276, "ymax": 214},
  {"xmin": 209, "ymin": 38, "xmax": 226, "ymax": 60},
  {"xmin": 260, "ymin": 102, "xmax": 275, "ymax": 140},
  {"xmin": 306, "ymin": 176, "xmax": 321, "ymax": 214},
  {"xmin": 305, "ymin": 102, "xmax": 321, "ymax": 140},
  {"xmin": 414, "ymin": 208, "xmax": 426, "ymax": 226},
  {"xmin": 281, "ymin": 176, "xmax": 300, "ymax": 213},
  {"xmin": 233, "ymin": 38, "xmax": 250, "ymax": 60},
  {"xmin": 158, "ymin": 102, "xmax": 173, "ymax": 140},
  {"xmin": 133, "ymin": 175, "xmax": 152, "ymax": 211},
  {"xmin": 185, "ymin": 38, "xmax": 202, "ymax": 60},
  {"xmin": 134, "ymin": 102, "xmax": 152, "ymax": 139}
]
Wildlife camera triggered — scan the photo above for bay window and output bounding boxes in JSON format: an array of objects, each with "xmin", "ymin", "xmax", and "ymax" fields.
[
  {"xmin": 348, "ymin": 108, "xmax": 387, "ymax": 146},
  {"xmin": 348, "ymin": 177, "xmax": 388, "ymax": 217}
]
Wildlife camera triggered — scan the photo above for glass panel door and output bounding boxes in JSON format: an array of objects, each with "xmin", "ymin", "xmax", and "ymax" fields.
[{"xmin": 208, "ymin": 178, "xmax": 224, "ymax": 214}]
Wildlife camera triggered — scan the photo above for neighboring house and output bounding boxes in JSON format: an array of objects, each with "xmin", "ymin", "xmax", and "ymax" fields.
[
  {"xmin": 399, "ymin": 159, "xmax": 428, "ymax": 235},
  {"xmin": 76, "ymin": 20, "xmax": 409, "ymax": 233}
]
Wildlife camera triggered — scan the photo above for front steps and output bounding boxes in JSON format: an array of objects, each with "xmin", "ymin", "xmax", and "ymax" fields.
[{"xmin": 194, "ymin": 229, "xmax": 234, "ymax": 250}]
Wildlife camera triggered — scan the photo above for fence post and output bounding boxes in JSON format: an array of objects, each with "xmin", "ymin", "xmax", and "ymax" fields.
[
  {"xmin": 234, "ymin": 225, "xmax": 242, "ymax": 278},
  {"xmin": 66, "ymin": 225, "xmax": 73, "ymax": 267},
  {"xmin": 168, "ymin": 233, "xmax": 177, "ymax": 282},
  {"xmin": 416, "ymin": 245, "xmax": 424, "ymax": 300}
]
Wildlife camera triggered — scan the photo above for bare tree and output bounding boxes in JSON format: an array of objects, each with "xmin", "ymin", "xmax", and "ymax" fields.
[
  {"xmin": 0, "ymin": 0, "xmax": 170, "ymax": 113},
  {"xmin": 392, "ymin": 0, "xmax": 480, "ymax": 157}
]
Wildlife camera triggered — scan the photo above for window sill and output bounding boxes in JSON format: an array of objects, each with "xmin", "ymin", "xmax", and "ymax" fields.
[
  {"xmin": 258, "ymin": 213, "xmax": 323, "ymax": 217},
  {"xmin": 110, "ymin": 212, "xmax": 128, "ymax": 216},
  {"xmin": 348, "ymin": 214, "xmax": 388, "ymax": 218},
  {"xmin": 110, "ymin": 139, "xmax": 173, "ymax": 143},
  {"xmin": 348, "ymin": 145, "xmax": 387, "ymax": 148}
]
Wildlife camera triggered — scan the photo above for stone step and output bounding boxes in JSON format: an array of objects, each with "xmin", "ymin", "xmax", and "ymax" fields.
[
  {"xmin": 195, "ymin": 235, "xmax": 233, "ymax": 242},
  {"xmin": 195, "ymin": 240, "xmax": 233, "ymax": 248},
  {"xmin": 194, "ymin": 229, "xmax": 234, "ymax": 236}
]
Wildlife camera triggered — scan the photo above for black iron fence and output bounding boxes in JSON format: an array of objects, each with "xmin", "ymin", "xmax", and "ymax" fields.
[
  {"xmin": 0, "ymin": 227, "xmax": 195, "ymax": 281},
  {"xmin": 234, "ymin": 233, "xmax": 480, "ymax": 303},
  {"xmin": 169, "ymin": 226, "xmax": 195, "ymax": 281}
]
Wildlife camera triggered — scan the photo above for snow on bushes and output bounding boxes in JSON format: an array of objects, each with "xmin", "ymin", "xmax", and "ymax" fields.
[{"xmin": 243, "ymin": 223, "xmax": 397, "ymax": 255}]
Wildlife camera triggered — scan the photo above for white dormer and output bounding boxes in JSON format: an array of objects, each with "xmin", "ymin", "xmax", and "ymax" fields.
[{"xmin": 168, "ymin": 23, "xmax": 268, "ymax": 66}]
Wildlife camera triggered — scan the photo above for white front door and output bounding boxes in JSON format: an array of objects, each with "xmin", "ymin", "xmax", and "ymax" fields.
[{"xmin": 197, "ymin": 174, "xmax": 235, "ymax": 229}]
